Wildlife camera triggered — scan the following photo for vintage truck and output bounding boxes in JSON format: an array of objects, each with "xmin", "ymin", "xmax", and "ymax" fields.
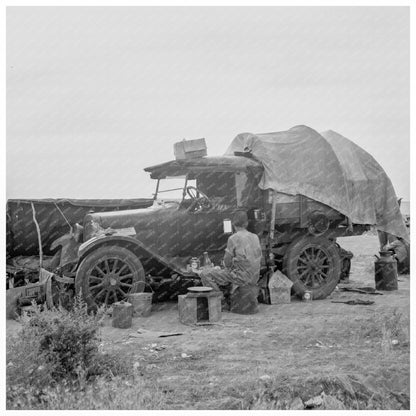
[
  {"xmin": 72, "ymin": 153, "xmax": 364, "ymax": 307},
  {"xmin": 8, "ymin": 126, "xmax": 407, "ymax": 309}
]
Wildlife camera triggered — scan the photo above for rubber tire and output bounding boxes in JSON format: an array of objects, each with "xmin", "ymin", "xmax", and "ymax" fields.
[
  {"xmin": 283, "ymin": 235, "xmax": 341, "ymax": 300},
  {"xmin": 75, "ymin": 245, "xmax": 145, "ymax": 308}
]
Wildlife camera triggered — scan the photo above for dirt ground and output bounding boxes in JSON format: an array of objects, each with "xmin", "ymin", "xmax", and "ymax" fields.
[{"xmin": 6, "ymin": 234, "xmax": 410, "ymax": 409}]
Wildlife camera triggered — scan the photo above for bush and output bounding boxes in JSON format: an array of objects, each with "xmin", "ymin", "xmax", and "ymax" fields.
[{"xmin": 6, "ymin": 295, "xmax": 126, "ymax": 409}]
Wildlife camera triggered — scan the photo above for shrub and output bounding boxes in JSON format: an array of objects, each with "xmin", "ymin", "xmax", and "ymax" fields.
[{"xmin": 6, "ymin": 295, "xmax": 124, "ymax": 409}]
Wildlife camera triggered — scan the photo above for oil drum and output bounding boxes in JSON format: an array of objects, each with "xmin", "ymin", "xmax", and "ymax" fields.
[{"xmin": 374, "ymin": 251, "xmax": 398, "ymax": 291}]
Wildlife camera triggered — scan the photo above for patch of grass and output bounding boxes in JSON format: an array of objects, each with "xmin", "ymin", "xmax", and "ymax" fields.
[
  {"xmin": 380, "ymin": 309, "xmax": 410, "ymax": 354},
  {"xmin": 351, "ymin": 308, "xmax": 410, "ymax": 354},
  {"xmin": 28, "ymin": 374, "xmax": 166, "ymax": 410},
  {"xmin": 243, "ymin": 373, "xmax": 409, "ymax": 410}
]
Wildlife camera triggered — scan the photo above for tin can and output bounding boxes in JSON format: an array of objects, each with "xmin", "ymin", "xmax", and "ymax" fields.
[
  {"xmin": 112, "ymin": 301, "xmax": 133, "ymax": 328},
  {"xmin": 302, "ymin": 290, "xmax": 313, "ymax": 301},
  {"xmin": 190, "ymin": 257, "xmax": 200, "ymax": 270}
]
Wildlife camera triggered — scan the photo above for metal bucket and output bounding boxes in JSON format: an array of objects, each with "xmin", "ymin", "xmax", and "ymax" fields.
[
  {"xmin": 127, "ymin": 292, "xmax": 153, "ymax": 317},
  {"xmin": 112, "ymin": 301, "xmax": 133, "ymax": 328},
  {"xmin": 375, "ymin": 251, "xmax": 398, "ymax": 291}
]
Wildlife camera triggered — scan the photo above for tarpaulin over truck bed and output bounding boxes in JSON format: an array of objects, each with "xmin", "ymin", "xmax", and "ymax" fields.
[{"xmin": 225, "ymin": 125, "xmax": 409, "ymax": 242}]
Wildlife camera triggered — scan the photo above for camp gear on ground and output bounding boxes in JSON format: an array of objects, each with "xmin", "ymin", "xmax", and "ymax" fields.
[
  {"xmin": 190, "ymin": 257, "xmax": 200, "ymax": 270},
  {"xmin": 340, "ymin": 287, "xmax": 383, "ymax": 295},
  {"xmin": 302, "ymin": 290, "xmax": 313, "ymax": 301},
  {"xmin": 267, "ymin": 270, "xmax": 293, "ymax": 304},
  {"xmin": 331, "ymin": 299, "xmax": 375, "ymax": 306},
  {"xmin": 374, "ymin": 251, "xmax": 398, "ymax": 291},
  {"xmin": 127, "ymin": 292, "xmax": 153, "ymax": 317},
  {"xmin": 178, "ymin": 290, "xmax": 222, "ymax": 325},
  {"xmin": 201, "ymin": 252, "xmax": 213, "ymax": 268},
  {"xmin": 187, "ymin": 286, "xmax": 213, "ymax": 292},
  {"xmin": 112, "ymin": 301, "xmax": 133, "ymax": 328}
]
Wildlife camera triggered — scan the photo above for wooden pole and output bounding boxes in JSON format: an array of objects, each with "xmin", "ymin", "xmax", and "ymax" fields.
[
  {"xmin": 269, "ymin": 191, "xmax": 277, "ymax": 242},
  {"xmin": 31, "ymin": 202, "xmax": 43, "ymax": 269}
]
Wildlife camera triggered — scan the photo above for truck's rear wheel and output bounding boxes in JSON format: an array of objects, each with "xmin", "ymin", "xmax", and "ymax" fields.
[
  {"xmin": 283, "ymin": 236, "xmax": 341, "ymax": 300},
  {"xmin": 75, "ymin": 245, "xmax": 145, "ymax": 308}
]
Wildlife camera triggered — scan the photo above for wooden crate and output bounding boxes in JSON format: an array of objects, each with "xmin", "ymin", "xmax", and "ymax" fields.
[
  {"xmin": 174, "ymin": 138, "xmax": 207, "ymax": 160},
  {"xmin": 178, "ymin": 292, "xmax": 221, "ymax": 325}
]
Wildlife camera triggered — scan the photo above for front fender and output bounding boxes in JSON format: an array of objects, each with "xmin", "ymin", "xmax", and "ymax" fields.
[
  {"xmin": 78, "ymin": 234, "xmax": 108, "ymax": 258},
  {"xmin": 77, "ymin": 234, "xmax": 186, "ymax": 276}
]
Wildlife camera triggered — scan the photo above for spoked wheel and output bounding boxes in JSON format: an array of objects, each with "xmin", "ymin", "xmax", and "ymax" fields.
[
  {"xmin": 283, "ymin": 236, "xmax": 341, "ymax": 300},
  {"xmin": 75, "ymin": 245, "xmax": 145, "ymax": 308}
]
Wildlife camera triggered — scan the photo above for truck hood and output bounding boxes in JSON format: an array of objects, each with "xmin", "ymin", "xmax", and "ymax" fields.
[{"xmin": 83, "ymin": 200, "xmax": 179, "ymax": 241}]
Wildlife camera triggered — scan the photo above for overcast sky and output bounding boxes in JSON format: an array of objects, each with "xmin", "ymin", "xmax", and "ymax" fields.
[{"xmin": 6, "ymin": 6, "xmax": 410, "ymax": 200}]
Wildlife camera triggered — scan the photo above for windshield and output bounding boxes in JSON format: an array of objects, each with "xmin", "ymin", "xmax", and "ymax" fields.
[{"xmin": 155, "ymin": 177, "xmax": 196, "ymax": 202}]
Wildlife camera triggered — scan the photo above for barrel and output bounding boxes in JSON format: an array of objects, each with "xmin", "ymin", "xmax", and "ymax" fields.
[
  {"xmin": 112, "ymin": 301, "xmax": 133, "ymax": 328},
  {"xmin": 127, "ymin": 292, "xmax": 153, "ymax": 317},
  {"xmin": 375, "ymin": 251, "xmax": 398, "ymax": 291}
]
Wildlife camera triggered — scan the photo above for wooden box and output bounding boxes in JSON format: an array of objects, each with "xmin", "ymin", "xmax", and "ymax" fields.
[
  {"xmin": 174, "ymin": 138, "xmax": 207, "ymax": 160},
  {"xmin": 268, "ymin": 270, "xmax": 293, "ymax": 304},
  {"xmin": 258, "ymin": 270, "xmax": 293, "ymax": 305},
  {"xmin": 178, "ymin": 291, "xmax": 221, "ymax": 325}
]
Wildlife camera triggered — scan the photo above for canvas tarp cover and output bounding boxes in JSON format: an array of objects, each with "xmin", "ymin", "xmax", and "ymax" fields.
[{"xmin": 225, "ymin": 125, "xmax": 409, "ymax": 242}]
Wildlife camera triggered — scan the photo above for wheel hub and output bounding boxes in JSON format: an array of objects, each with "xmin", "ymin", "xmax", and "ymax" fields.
[{"xmin": 103, "ymin": 273, "xmax": 119, "ymax": 288}]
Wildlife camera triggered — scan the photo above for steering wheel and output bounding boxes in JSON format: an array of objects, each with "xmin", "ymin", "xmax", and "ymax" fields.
[{"xmin": 186, "ymin": 186, "xmax": 212, "ymax": 211}]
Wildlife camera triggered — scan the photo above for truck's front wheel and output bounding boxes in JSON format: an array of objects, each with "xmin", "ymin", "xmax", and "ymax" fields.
[
  {"xmin": 75, "ymin": 245, "xmax": 145, "ymax": 308},
  {"xmin": 283, "ymin": 236, "xmax": 341, "ymax": 300}
]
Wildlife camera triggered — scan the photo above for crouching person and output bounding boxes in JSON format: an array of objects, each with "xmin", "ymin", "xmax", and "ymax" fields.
[
  {"xmin": 384, "ymin": 237, "xmax": 410, "ymax": 274},
  {"xmin": 197, "ymin": 210, "xmax": 262, "ymax": 313}
]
